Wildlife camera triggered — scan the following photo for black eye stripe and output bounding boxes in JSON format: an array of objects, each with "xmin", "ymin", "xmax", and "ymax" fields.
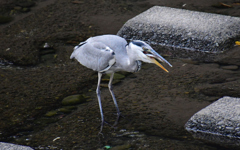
[{"xmin": 132, "ymin": 41, "xmax": 145, "ymax": 47}]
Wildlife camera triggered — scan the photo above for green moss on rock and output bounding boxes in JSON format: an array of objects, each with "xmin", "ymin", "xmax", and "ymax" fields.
[{"xmin": 62, "ymin": 95, "xmax": 87, "ymax": 106}]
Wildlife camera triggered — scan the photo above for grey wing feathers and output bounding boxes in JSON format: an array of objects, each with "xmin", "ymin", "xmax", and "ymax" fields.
[{"xmin": 70, "ymin": 39, "xmax": 115, "ymax": 72}]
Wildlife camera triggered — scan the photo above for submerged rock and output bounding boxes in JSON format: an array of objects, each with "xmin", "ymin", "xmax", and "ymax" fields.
[
  {"xmin": 101, "ymin": 73, "xmax": 126, "ymax": 87},
  {"xmin": 62, "ymin": 94, "xmax": 87, "ymax": 106},
  {"xmin": 112, "ymin": 73, "xmax": 126, "ymax": 80},
  {"xmin": 45, "ymin": 110, "xmax": 58, "ymax": 117},
  {"xmin": 58, "ymin": 106, "xmax": 77, "ymax": 114}
]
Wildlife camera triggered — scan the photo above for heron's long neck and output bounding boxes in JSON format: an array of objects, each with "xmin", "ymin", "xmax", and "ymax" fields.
[{"xmin": 125, "ymin": 46, "xmax": 139, "ymax": 72}]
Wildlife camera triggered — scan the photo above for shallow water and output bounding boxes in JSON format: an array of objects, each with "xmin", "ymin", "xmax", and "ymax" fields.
[
  {"xmin": 1, "ymin": 56, "xmax": 240, "ymax": 149},
  {"xmin": 1, "ymin": 0, "xmax": 240, "ymax": 149}
]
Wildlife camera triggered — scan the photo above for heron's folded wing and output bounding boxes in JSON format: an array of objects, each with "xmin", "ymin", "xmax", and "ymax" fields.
[{"xmin": 71, "ymin": 41, "xmax": 115, "ymax": 72}]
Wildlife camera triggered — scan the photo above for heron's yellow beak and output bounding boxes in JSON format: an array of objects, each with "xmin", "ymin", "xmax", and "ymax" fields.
[
  {"xmin": 151, "ymin": 58, "xmax": 169, "ymax": 73},
  {"xmin": 236, "ymin": 41, "xmax": 240, "ymax": 46},
  {"xmin": 144, "ymin": 48, "xmax": 172, "ymax": 73}
]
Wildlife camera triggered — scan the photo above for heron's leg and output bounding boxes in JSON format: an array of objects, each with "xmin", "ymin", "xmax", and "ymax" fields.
[
  {"xmin": 96, "ymin": 72, "xmax": 104, "ymax": 134},
  {"xmin": 108, "ymin": 73, "xmax": 123, "ymax": 126}
]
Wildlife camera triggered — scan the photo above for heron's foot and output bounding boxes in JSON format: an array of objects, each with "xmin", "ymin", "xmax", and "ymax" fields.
[
  {"xmin": 113, "ymin": 113, "xmax": 125, "ymax": 127},
  {"xmin": 97, "ymin": 120, "xmax": 113, "ymax": 136}
]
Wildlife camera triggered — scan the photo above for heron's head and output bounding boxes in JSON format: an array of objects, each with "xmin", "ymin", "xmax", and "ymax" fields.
[{"xmin": 128, "ymin": 40, "xmax": 172, "ymax": 72}]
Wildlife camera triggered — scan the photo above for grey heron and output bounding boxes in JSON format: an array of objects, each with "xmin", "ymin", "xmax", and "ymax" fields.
[{"xmin": 70, "ymin": 34, "xmax": 172, "ymax": 133}]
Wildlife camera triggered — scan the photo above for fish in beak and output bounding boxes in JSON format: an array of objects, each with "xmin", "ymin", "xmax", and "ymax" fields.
[{"xmin": 144, "ymin": 48, "xmax": 172, "ymax": 73}]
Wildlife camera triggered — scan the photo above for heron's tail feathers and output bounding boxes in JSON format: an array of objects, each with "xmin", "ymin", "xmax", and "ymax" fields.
[{"xmin": 70, "ymin": 41, "xmax": 87, "ymax": 59}]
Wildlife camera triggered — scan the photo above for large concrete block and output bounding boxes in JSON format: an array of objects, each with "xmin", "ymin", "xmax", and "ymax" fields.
[
  {"xmin": 117, "ymin": 6, "xmax": 240, "ymax": 61},
  {"xmin": 0, "ymin": 142, "xmax": 33, "ymax": 150},
  {"xmin": 185, "ymin": 96, "xmax": 240, "ymax": 146}
]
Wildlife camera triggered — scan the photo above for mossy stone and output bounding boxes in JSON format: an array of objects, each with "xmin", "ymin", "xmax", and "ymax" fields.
[
  {"xmin": 113, "ymin": 73, "xmax": 125, "ymax": 80},
  {"xmin": 21, "ymin": 7, "xmax": 30, "ymax": 12},
  {"xmin": 45, "ymin": 110, "xmax": 58, "ymax": 117},
  {"xmin": 58, "ymin": 107, "xmax": 72, "ymax": 114},
  {"xmin": 62, "ymin": 95, "xmax": 86, "ymax": 106}
]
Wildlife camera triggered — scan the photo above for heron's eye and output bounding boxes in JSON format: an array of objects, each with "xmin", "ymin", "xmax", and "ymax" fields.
[{"xmin": 143, "ymin": 48, "xmax": 150, "ymax": 54}]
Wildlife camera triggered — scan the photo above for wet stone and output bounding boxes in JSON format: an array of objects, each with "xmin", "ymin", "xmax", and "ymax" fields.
[
  {"xmin": 104, "ymin": 73, "xmax": 126, "ymax": 80},
  {"xmin": 62, "ymin": 94, "xmax": 87, "ymax": 106},
  {"xmin": 21, "ymin": 8, "xmax": 30, "ymax": 12},
  {"xmin": 185, "ymin": 96, "xmax": 240, "ymax": 146},
  {"xmin": 112, "ymin": 73, "xmax": 126, "ymax": 80},
  {"xmin": 101, "ymin": 73, "xmax": 126, "ymax": 87},
  {"xmin": 58, "ymin": 107, "xmax": 75, "ymax": 114},
  {"xmin": 45, "ymin": 110, "xmax": 58, "ymax": 117}
]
